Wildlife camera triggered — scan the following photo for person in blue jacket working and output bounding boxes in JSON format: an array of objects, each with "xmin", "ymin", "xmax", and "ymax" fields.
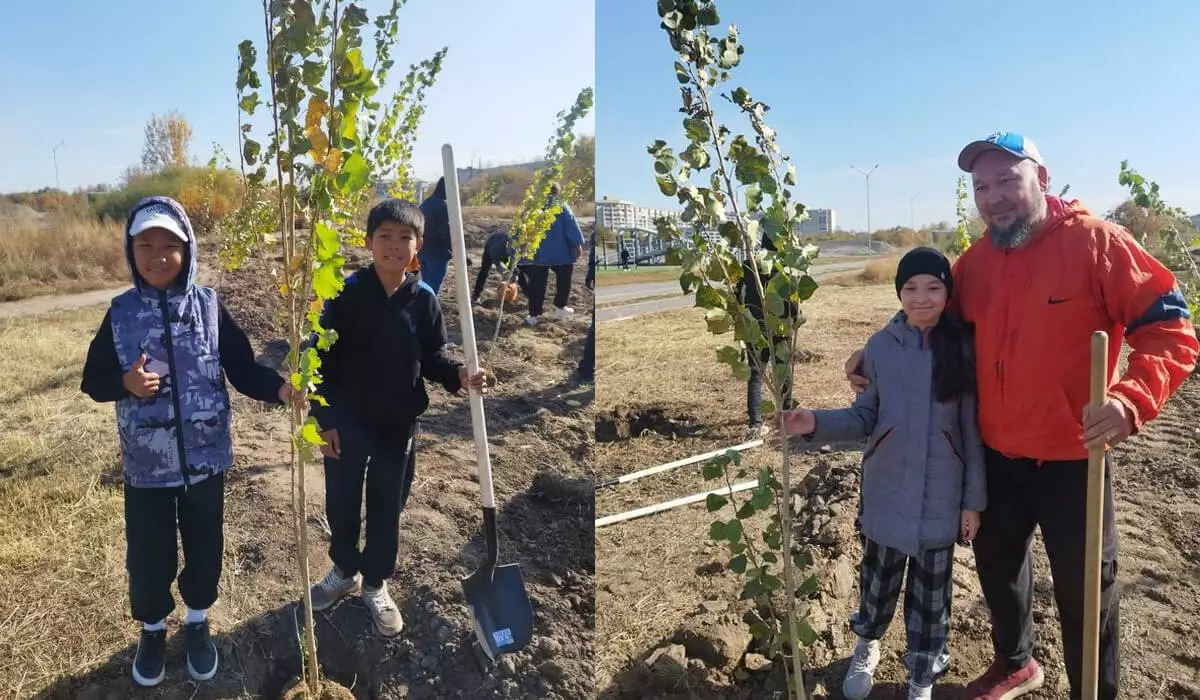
[{"xmin": 520, "ymin": 183, "xmax": 585, "ymax": 327}]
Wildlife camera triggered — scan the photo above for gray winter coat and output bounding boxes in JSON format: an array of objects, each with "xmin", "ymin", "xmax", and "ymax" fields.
[{"xmin": 809, "ymin": 312, "xmax": 986, "ymax": 558}]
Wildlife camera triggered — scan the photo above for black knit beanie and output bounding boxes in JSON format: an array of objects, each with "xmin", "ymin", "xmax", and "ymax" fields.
[{"xmin": 895, "ymin": 246, "xmax": 953, "ymax": 299}]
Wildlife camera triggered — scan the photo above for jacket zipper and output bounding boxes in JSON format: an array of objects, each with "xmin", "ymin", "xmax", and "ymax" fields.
[{"xmin": 159, "ymin": 292, "xmax": 191, "ymax": 491}]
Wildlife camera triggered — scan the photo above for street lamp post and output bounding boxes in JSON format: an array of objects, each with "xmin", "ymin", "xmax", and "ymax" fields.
[
  {"xmin": 52, "ymin": 141, "xmax": 65, "ymax": 192},
  {"xmin": 909, "ymin": 192, "xmax": 920, "ymax": 234},
  {"xmin": 851, "ymin": 164, "xmax": 878, "ymax": 251}
]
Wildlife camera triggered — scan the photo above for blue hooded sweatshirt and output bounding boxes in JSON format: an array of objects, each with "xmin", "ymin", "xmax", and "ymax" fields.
[{"xmin": 81, "ymin": 196, "xmax": 284, "ymax": 488}]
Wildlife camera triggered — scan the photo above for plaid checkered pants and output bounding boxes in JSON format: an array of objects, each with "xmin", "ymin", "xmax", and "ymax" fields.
[{"xmin": 849, "ymin": 536, "xmax": 954, "ymax": 688}]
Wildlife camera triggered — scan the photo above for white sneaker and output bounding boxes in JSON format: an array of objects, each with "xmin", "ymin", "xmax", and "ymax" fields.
[
  {"xmin": 842, "ymin": 637, "xmax": 881, "ymax": 700},
  {"xmin": 907, "ymin": 681, "xmax": 933, "ymax": 700},
  {"xmin": 553, "ymin": 305, "xmax": 575, "ymax": 316},
  {"xmin": 309, "ymin": 567, "xmax": 360, "ymax": 611},
  {"xmin": 525, "ymin": 315, "xmax": 539, "ymax": 327},
  {"xmin": 362, "ymin": 582, "xmax": 404, "ymax": 637}
]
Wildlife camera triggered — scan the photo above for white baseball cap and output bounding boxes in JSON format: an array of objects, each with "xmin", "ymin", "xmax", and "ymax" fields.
[{"xmin": 128, "ymin": 203, "xmax": 189, "ymax": 242}]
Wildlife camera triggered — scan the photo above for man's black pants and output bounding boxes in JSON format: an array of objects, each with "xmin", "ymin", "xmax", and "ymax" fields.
[
  {"xmin": 524, "ymin": 264, "xmax": 573, "ymax": 316},
  {"xmin": 973, "ymin": 446, "xmax": 1120, "ymax": 700},
  {"xmin": 323, "ymin": 418, "xmax": 418, "ymax": 589},
  {"xmin": 125, "ymin": 472, "xmax": 225, "ymax": 624}
]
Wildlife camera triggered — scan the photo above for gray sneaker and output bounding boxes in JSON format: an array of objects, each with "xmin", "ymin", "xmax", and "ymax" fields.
[
  {"xmin": 362, "ymin": 582, "xmax": 404, "ymax": 637},
  {"xmin": 309, "ymin": 567, "xmax": 360, "ymax": 611},
  {"xmin": 843, "ymin": 637, "xmax": 881, "ymax": 700}
]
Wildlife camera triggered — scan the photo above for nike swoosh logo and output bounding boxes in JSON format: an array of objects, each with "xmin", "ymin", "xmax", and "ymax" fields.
[{"xmin": 1048, "ymin": 297, "xmax": 1070, "ymax": 305}]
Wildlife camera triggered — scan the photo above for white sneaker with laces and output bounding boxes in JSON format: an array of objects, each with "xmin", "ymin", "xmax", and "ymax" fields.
[
  {"xmin": 842, "ymin": 637, "xmax": 881, "ymax": 700},
  {"xmin": 907, "ymin": 680, "xmax": 933, "ymax": 700},
  {"xmin": 362, "ymin": 582, "xmax": 404, "ymax": 637},
  {"xmin": 309, "ymin": 567, "xmax": 360, "ymax": 611},
  {"xmin": 553, "ymin": 305, "xmax": 575, "ymax": 316}
]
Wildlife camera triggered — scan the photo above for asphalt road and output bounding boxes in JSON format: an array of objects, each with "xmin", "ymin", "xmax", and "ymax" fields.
[{"xmin": 596, "ymin": 259, "xmax": 871, "ymax": 324}]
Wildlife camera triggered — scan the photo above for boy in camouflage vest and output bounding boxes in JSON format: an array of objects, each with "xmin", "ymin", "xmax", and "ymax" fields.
[{"xmin": 81, "ymin": 196, "xmax": 293, "ymax": 687}]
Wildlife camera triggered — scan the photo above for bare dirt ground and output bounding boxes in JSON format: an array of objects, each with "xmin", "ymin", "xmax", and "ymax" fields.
[
  {"xmin": 594, "ymin": 282, "xmax": 1200, "ymax": 699},
  {"xmin": 0, "ymin": 214, "xmax": 596, "ymax": 700}
]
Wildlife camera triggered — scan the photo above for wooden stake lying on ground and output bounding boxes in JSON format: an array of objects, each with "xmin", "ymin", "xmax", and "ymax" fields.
[
  {"xmin": 596, "ymin": 479, "xmax": 758, "ymax": 528},
  {"xmin": 1082, "ymin": 330, "xmax": 1109, "ymax": 700},
  {"xmin": 596, "ymin": 439, "xmax": 764, "ymax": 489}
]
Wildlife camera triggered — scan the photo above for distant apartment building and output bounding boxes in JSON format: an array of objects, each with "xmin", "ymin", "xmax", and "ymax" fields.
[
  {"xmin": 1191, "ymin": 213, "xmax": 1200, "ymax": 230},
  {"xmin": 798, "ymin": 208, "xmax": 836, "ymax": 235},
  {"xmin": 596, "ymin": 197, "xmax": 680, "ymax": 231}
]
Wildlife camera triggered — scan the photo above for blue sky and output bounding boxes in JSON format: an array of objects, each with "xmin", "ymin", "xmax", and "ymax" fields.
[
  {"xmin": 0, "ymin": 0, "xmax": 594, "ymax": 193},
  {"xmin": 597, "ymin": 1, "xmax": 1200, "ymax": 231}
]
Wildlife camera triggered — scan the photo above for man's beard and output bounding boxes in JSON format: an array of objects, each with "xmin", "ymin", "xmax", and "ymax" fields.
[{"xmin": 989, "ymin": 218, "xmax": 1033, "ymax": 250}]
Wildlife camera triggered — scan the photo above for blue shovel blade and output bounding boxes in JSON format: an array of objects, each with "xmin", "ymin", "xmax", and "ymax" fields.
[{"xmin": 461, "ymin": 563, "xmax": 534, "ymax": 659}]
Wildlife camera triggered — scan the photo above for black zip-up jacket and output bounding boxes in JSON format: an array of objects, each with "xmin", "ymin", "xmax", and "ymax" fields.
[
  {"xmin": 81, "ymin": 301, "xmax": 286, "ymax": 405},
  {"xmin": 309, "ymin": 265, "xmax": 463, "ymax": 433}
]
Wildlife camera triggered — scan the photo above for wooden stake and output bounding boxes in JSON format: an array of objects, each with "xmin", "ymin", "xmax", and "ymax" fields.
[{"xmin": 1082, "ymin": 330, "xmax": 1109, "ymax": 700}]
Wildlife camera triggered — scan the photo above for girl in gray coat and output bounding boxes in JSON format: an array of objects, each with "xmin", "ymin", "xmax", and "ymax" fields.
[{"xmin": 775, "ymin": 247, "xmax": 986, "ymax": 700}]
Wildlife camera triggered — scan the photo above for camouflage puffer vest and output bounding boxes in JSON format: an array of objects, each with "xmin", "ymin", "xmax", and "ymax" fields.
[{"xmin": 110, "ymin": 286, "xmax": 232, "ymax": 488}]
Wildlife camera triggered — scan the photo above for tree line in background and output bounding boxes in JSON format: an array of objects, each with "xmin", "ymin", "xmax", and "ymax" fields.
[{"xmin": 1, "ymin": 111, "xmax": 595, "ymax": 235}]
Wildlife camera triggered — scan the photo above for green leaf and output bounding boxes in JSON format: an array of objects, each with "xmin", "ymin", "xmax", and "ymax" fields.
[
  {"xmin": 697, "ymin": 4, "xmax": 719, "ymax": 25},
  {"xmin": 243, "ymin": 138, "xmax": 261, "ymax": 165},
  {"xmin": 748, "ymin": 622, "xmax": 772, "ymax": 640},
  {"xmin": 728, "ymin": 553, "xmax": 748, "ymax": 574},
  {"xmin": 735, "ymin": 501, "xmax": 756, "ymax": 519},
  {"xmin": 797, "ymin": 574, "xmax": 820, "ymax": 598},
  {"xmin": 705, "ymin": 307, "xmax": 733, "ymax": 334},
  {"xmin": 761, "ymin": 551, "xmax": 777, "ymax": 563},
  {"xmin": 723, "ymin": 518, "xmax": 743, "ymax": 543},
  {"xmin": 792, "ymin": 550, "xmax": 809, "ymax": 570},
  {"xmin": 312, "ymin": 259, "xmax": 346, "ymax": 299},
  {"xmin": 336, "ymin": 151, "xmax": 370, "ymax": 192},
  {"xmin": 749, "ymin": 485, "xmax": 773, "ymax": 511},
  {"xmin": 701, "ymin": 461, "xmax": 725, "ymax": 480},
  {"xmin": 708, "ymin": 520, "xmax": 727, "ymax": 541},
  {"xmin": 314, "ymin": 221, "xmax": 339, "ymax": 258},
  {"xmin": 694, "ymin": 285, "xmax": 725, "ymax": 310},
  {"xmin": 705, "ymin": 492, "xmax": 728, "ymax": 512},
  {"xmin": 239, "ymin": 93, "xmax": 261, "ymax": 114},
  {"xmin": 684, "ymin": 116, "xmax": 711, "ymax": 143},
  {"xmin": 795, "ymin": 617, "xmax": 820, "ymax": 646}
]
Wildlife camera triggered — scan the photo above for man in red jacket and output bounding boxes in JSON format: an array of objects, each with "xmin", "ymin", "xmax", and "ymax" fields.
[{"xmin": 843, "ymin": 132, "xmax": 1198, "ymax": 699}]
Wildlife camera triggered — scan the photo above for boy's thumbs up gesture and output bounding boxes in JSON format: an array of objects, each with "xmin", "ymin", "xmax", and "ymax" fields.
[{"xmin": 123, "ymin": 354, "xmax": 161, "ymax": 398}]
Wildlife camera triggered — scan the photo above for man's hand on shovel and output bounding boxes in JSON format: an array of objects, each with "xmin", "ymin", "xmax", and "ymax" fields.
[{"xmin": 1082, "ymin": 397, "xmax": 1134, "ymax": 451}]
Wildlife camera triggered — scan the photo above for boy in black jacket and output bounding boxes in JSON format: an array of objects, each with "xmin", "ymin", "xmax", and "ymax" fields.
[{"xmin": 307, "ymin": 199, "xmax": 486, "ymax": 637}]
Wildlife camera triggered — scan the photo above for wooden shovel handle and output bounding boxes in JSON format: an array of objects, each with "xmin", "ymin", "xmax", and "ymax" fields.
[{"xmin": 1082, "ymin": 330, "xmax": 1108, "ymax": 699}]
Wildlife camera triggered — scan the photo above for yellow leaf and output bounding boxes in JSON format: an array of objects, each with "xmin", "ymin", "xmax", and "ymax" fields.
[
  {"xmin": 305, "ymin": 97, "xmax": 330, "ymax": 163},
  {"xmin": 309, "ymin": 299, "xmax": 324, "ymax": 316},
  {"xmin": 326, "ymin": 148, "xmax": 343, "ymax": 172}
]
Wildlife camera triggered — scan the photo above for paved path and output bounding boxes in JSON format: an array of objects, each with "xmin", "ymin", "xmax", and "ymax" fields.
[
  {"xmin": 597, "ymin": 260, "xmax": 871, "ymax": 324},
  {"xmin": 0, "ymin": 286, "xmax": 131, "ymax": 319}
]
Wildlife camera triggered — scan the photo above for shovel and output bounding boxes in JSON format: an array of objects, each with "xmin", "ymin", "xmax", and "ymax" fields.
[
  {"xmin": 441, "ymin": 144, "xmax": 534, "ymax": 662},
  {"xmin": 1081, "ymin": 330, "xmax": 1109, "ymax": 699}
]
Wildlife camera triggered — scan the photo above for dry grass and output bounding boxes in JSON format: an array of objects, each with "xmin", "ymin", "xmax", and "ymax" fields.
[
  {"xmin": 823, "ymin": 255, "xmax": 899, "ymax": 287},
  {"xmin": 0, "ymin": 218, "xmax": 127, "ymax": 301},
  {"xmin": 597, "ymin": 283, "xmax": 899, "ymax": 415},
  {"xmin": 0, "ymin": 308, "xmax": 129, "ymax": 695}
]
